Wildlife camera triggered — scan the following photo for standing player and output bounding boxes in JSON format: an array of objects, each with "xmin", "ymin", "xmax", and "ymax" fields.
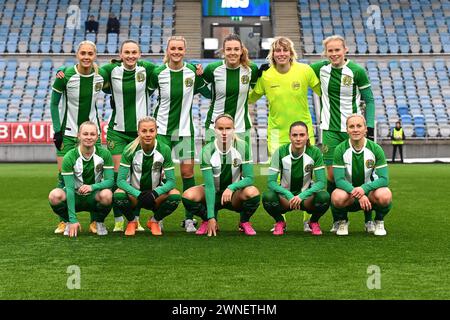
[
  {"xmin": 310, "ymin": 35, "xmax": 376, "ymax": 231},
  {"xmin": 101, "ymin": 40, "xmax": 157, "ymax": 232},
  {"xmin": 262, "ymin": 121, "xmax": 330, "ymax": 235},
  {"xmin": 113, "ymin": 116, "xmax": 181, "ymax": 236},
  {"xmin": 149, "ymin": 36, "xmax": 211, "ymax": 233},
  {"xmin": 201, "ymin": 34, "xmax": 258, "ymax": 151},
  {"xmin": 55, "ymin": 40, "xmax": 157, "ymax": 232},
  {"xmin": 182, "ymin": 114, "xmax": 260, "ymax": 237},
  {"xmin": 48, "ymin": 121, "xmax": 114, "ymax": 237},
  {"xmin": 50, "ymin": 40, "xmax": 108, "ymax": 234},
  {"xmin": 248, "ymin": 36, "xmax": 321, "ymax": 231},
  {"xmin": 331, "ymin": 114, "xmax": 392, "ymax": 236}
]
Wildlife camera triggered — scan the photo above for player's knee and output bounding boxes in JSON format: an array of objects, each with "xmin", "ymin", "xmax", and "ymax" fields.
[
  {"xmin": 374, "ymin": 188, "xmax": 392, "ymax": 206},
  {"xmin": 98, "ymin": 189, "xmax": 113, "ymax": 205},
  {"xmin": 331, "ymin": 189, "xmax": 349, "ymax": 208},
  {"xmin": 168, "ymin": 188, "xmax": 181, "ymax": 196},
  {"xmin": 48, "ymin": 188, "xmax": 65, "ymax": 205},
  {"xmin": 182, "ymin": 187, "xmax": 202, "ymax": 202},
  {"xmin": 243, "ymin": 186, "xmax": 260, "ymax": 199}
]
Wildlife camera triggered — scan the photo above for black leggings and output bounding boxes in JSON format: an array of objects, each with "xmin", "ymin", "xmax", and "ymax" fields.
[{"xmin": 392, "ymin": 144, "xmax": 404, "ymax": 162}]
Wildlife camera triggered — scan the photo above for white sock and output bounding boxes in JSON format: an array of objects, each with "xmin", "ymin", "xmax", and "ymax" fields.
[
  {"xmin": 151, "ymin": 216, "xmax": 158, "ymax": 222},
  {"xmin": 114, "ymin": 216, "xmax": 124, "ymax": 223},
  {"xmin": 133, "ymin": 217, "xmax": 139, "ymax": 222}
]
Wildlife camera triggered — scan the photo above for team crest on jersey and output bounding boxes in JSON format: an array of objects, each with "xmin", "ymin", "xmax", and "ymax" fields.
[
  {"xmin": 291, "ymin": 81, "xmax": 301, "ymax": 90},
  {"xmin": 232, "ymin": 158, "xmax": 241, "ymax": 168},
  {"xmin": 94, "ymin": 82, "xmax": 102, "ymax": 92},
  {"xmin": 136, "ymin": 71, "xmax": 146, "ymax": 82},
  {"xmin": 241, "ymin": 75, "xmax": 250, "ymax": 84},
  {"xmin": 365, "ymin": 159, "xmax": 375, "ymax": 169},
  {"xmin": 305, "ymin": 164, "xmax": 314, "ymax": 173},
  {"xmin": 95, "ymin": 163, "xmax": 103, "ymax": 173},
  {"xmin": 185, "ymin": 78, "xmax": 194, "ymax": 87},
  {"xmin": 153, "ymin": 161, "xmax": 163, "ymax": 171},
  {"xmin": 107, "ymin": 140, "xmax": 115, "ymax": 150},
  {"xmin": 321, "ymin": 144, "xmax": 329, "ymax": 154},
  {"xmin": 342, "ymin": 75, "xmax": 353, "ymax": 86}
]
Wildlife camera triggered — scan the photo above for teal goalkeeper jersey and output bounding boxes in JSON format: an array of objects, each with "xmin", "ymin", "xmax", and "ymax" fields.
[
  {"xmin": 269, "ymin": 144, "xmax": 325, "ymax": 195},
  {"xmin": 102, "ymin": 60, "xmax": 156, "ymax": 133},
  {"xmin": 51, "ymin": 65, "xmax": 106, "ymax": 137},
  {"xmin": 149, "ymin": 63, "xmax": 207, "ymax": 137},
  {"xmin": 333, "ymin": 139, "xmax": 387, "ymax": 187},
  {"xmin": 120, "ymin": 140, "xmax": 174, "ymax": 191},
  {"xmin": 310, "ymin": 60, "xmax": 371, "ymax": 132},
  {"xmin": 202, "ymin": 61, "xmax": 258, "ymax": 133},
  {"xmin": 61, "ymin": 146, "xmax": 114, "ymax": 191}
]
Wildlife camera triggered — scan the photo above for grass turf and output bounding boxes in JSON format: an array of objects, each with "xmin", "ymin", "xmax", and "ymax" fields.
[{"xmin": 0, "ymin": 163, "xmax": 449, "ymax": 299}]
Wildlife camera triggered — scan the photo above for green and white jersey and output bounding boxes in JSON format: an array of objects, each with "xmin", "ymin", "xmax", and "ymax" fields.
[
  {"xmin": 52, "ymin": 65, "xmax": 106, "ymax": 137},
  {"xmin": 200, "ymin": 138, "xmax": 252, "ymax": 192},
  {"xmin": 102, "ymin": 60, "xmax": 155, "ymax": 133},
  {"xmin": 202, "ymin": 61, "xmax": 258, "ymax": 133},
  {"xmin": 333, "ymin": 139, "xmax": 387, "ymax": 187},
  {"xmin": 310, "ymin": 60, "xmax": 371, "ymax": 132},
  {"xmin": 149, "ymin": 63, "xmax": 207, "ymax": 137},
  {"xmin": 61, "ymin": 146, "xmax": 114, "ymax": 191},
  {"xmin": 120, "ymin": 140, "xmax": 174, "ymax": 191},
  {"xmin": 269, "ymin": 144, "xmax": 325, "ymax": 195}
]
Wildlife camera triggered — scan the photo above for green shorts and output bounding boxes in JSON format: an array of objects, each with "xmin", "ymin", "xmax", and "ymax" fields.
[
  {"xmin": 322, "ymin": 130, "xmax": 349, "ymax": 166},
  {"xmin": 56, "ymin": 136, "xmax": 102, "ymax": 157},
  {"xmin": 106, "ymin": 129, "xmax": 138, "ymax": 155},
  {"xmin": 66, "ymin": 191, "xmax": 99, "ymax": 212},
  {"xmin": 157, "ymin": 134, "xmax": 195, "ymax": 161}
]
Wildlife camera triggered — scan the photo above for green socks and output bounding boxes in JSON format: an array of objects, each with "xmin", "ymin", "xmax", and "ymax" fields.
[
  {"xmin": 182, "ymin": 177, "xmax": 196, "ymax": 220},
  {"xmin": 154, "ymin": 194, "xmax": 181, "ymax": 221},
  {"xmin": 262, "ymin": 191, "xmax": 285, "ymax": 222},
  {"xmin": 181, "ymin": 197, "xmax": 207, "ymax": 220},
  {"xmin": 240, "ymin": 195, "xmax": 260, "ymax": 223}
]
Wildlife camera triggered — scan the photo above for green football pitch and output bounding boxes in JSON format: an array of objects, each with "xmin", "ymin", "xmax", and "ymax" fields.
[{"xmin": 0, "ymin": 163, "xmax": 449, "ymax": 300}]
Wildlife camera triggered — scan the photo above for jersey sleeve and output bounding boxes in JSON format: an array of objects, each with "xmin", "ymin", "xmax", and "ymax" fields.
[
  {"xmin": 52, "ymin": 74, "xmax": 66, "ymax": 94},
  {"xmin": 268, "ymin": 147, "xmax": 281, "ymax": 173},
  {"xmin": 355, "ymin": 65, "xmax": 371, "ymax": 90},
  {"xmin": 61, "ymin": 152, "xmax": 75, "ymax": 175},
  {"xmin": 161, "ymin": 144, "xmax": 175, "ymax": 171},
  {"xmin": 249, "ymin": 63, "xmax": 259, "ymax": 89},
  {"xmin": 201, "ymin": 64, "xmax": 214, "ymax": 84},
  {"xmin": 306, "ymin": 65, "xmax": 321, "ymax": 95},
  {"xmin": 200, "ymin": 144, "xmax": 212, "ymax": 171},
  {"xmin": 332, "ymin": 143, "xmax": 346, "ymax": 167},
  {"xmin": 309, "ymin": 60, "xmax": 327, "ymax": 78},
  {"xmin": 119, "ymin": 147, "xmax": 133, "ymax": 168},
  {"xmin": 147, "ymin": 68, "xmax": 159, "ymax": 91},
  {"xmin": 101, "ymin": 148, "xmax": 114, "ymax": 169},
  {"xmin": 312, "ymin": 146, "xmax": 325, "ymax": 170},
  {"xmin": 373, "ymin": 143, "xmax": 388, "ymax": 169}
]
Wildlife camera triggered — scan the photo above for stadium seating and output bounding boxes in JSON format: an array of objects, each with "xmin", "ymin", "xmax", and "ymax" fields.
[
  {"xmin": 0, "ymin": 0, "xmax": 175, "ymax": 54},
  {"xmin": 298, "ymin": 0, "xmax": 450, "ymax": 55}
]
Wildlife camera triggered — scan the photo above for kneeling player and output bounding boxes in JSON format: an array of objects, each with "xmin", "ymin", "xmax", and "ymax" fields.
[
  {"xmin": 262, "ymin": 121, "xmax": 329, "ymax": 235},
  {"xmin": 48, "ymin": 121, "xmax": 114, "ymax": 237},
  {"xmin": 331, "ymin": 114, "xmax": 392, "ymax": 236},
  {"xmin": 113, "ymin": 117, "xmax": 181, "ymax": 236},
  {"xmin": 182, "ymin": 114, "xmax": 260, "ymax": 236}
]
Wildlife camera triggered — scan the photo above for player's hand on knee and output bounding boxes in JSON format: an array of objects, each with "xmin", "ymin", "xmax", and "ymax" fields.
[
  {"xmin": 221, "ymin": 188, "xmax": 233, "ymax": 205},
  {"xmin": 78, "ymin": 185, "xmax": 92, "ymax": 195},
  {"xmin": 359, "ymin": 195, "xmax": 372, "ymax": 211},
  {"xmin": 351, "ymin": 187, "xmax": 365, "ymax": 199}
]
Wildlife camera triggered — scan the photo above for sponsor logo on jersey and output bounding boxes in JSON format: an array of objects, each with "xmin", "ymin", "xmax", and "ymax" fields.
[
  {"xmin": 153, "ymin": 161, "xmax": 163, "ymax": 171},
  {"xmin": 365, "ymin": 159, "xmax": 375, "ymax": 169},
  {"xmin": 241, "ymin": 75, "xmax": 250, "ymax": 84},
  {"xmin": 185, "ymin": 77, "xmax": 194, "ymax": 87},
  {"xmin": 136, "ymin": 71, "xmax": 146, "ymax": 82},
  {"xmin": 291, "ymin": 81, "xmax": 301, "ymax": 90},
  {"xmin": 321, "ymin": 144, "xmax": 329, "ymax": 154},
  {"xmin": 305, "ymin": 164, "xmax": 314, "ymax": 173},
  {"xmin": 94, "ymin": 82, "xmax": 103, "ymax": 92},
  {"xmin": 342, "ymin": 75, "xmax": 353, "ymax": 86},
  {"xmin": 95, "ymin": 163, "xmax": 103, "ymax": 173}
]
